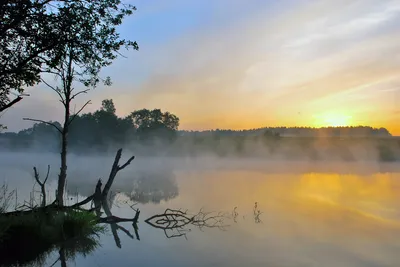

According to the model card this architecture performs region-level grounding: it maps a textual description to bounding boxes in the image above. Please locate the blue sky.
[3,0,400,133]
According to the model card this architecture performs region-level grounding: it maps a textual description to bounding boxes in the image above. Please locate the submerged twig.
[145,208,229,239]
[253,202,262,224]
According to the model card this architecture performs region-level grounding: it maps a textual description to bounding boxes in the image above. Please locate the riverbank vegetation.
[0,102,397,160]
[0,0,141,265]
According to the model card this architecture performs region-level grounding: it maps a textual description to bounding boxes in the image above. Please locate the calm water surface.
[2,156,400,267]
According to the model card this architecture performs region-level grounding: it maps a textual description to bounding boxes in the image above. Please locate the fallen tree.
[0,148,140,225]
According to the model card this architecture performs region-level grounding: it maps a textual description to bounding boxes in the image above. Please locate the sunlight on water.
[294,173,400,221]
[172,169,400,266]
[3,159,400,267]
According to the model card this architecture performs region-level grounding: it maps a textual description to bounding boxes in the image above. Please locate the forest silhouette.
[0,99,397,161]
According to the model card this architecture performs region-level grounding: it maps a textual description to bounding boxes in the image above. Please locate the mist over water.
[2,150,400,266]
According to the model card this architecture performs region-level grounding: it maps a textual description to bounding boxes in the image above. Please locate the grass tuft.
[0,210,105,267]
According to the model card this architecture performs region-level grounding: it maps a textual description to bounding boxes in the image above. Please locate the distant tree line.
[0,99,179,152]
[180,126,392,137]
[0,100,394,155]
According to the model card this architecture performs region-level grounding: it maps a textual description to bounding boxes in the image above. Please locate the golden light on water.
[293,173,400,221]
[174,167,400,266]
[179,169,400,227]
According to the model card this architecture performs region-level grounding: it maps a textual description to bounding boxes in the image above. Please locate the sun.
[313,113,352,127]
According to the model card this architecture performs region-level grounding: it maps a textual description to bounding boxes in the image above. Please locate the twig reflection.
[145,208,229,239]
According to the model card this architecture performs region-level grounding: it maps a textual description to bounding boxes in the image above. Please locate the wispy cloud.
[108,0,400,131]
[4,0,400,133]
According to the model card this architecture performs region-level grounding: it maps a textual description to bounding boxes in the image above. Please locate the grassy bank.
[0,209,104,266]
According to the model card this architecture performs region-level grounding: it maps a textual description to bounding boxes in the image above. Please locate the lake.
[2,153,400,267]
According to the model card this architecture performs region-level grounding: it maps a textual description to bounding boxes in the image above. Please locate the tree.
[162,111,180,131]
[130,109,179,131]
[101,99,116,114]
[68,100,134,151]
[0,0,72,111]
[23,1,138,205]
[130,109,180,141]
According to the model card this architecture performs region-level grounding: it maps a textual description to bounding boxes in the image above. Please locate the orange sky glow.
[3,0,400,135]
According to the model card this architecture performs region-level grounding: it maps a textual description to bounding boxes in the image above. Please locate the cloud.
[3,0,400,133]
[108,0,400,131]
[284,0,400,49]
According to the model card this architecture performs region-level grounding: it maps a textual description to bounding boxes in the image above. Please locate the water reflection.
[145,208,229,239]
[3,160,400,266]
[0,225,101,267]
[94,196,140,248]
[66,162,179,205]
[128,168,179,204]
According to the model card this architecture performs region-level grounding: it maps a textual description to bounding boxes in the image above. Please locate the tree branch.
[22,118,62,134]
[118,155,135,171]
[98,213,140,224]
[41,78,65,105]
[0,96,23,113]
[33,165,50,207]
[101,149,135,198]
[70,194,95,208]
[68,100,91,125]
[70,89,90,101]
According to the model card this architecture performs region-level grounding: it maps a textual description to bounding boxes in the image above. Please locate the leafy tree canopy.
[0,0,138,110]
[0,100,181,152]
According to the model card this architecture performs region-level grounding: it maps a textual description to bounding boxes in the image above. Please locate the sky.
[3,0,400,134]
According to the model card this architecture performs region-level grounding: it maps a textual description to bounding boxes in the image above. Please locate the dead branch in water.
[0,148,141,249]
[253,202,262,224]
[33,165,50,207]
[102,148,135,199]
[232,207,238,223]
[69,148,135,210]
[145,208,229,239]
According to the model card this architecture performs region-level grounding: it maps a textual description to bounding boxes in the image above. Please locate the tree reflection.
[0,200,262,266]
[0,229,102,267]
[94,196,140,249]
[66,162,179,205]
[128,168,179,204]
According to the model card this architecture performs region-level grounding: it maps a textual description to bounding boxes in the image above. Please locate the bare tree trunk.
[57,97,69,206]
[33,165,50,207]
[102,149,122,198]
[59,247,67,267]
[56,50,73,206]
[101,149,135,199]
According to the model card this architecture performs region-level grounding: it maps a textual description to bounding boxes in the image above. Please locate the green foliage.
[46,0,139,89]
[64,101,180,151]
[101,99,116,114]
[0,0,59,105]
[0,99,182,152]
[130,109,180,142]
[0,0,138,108]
